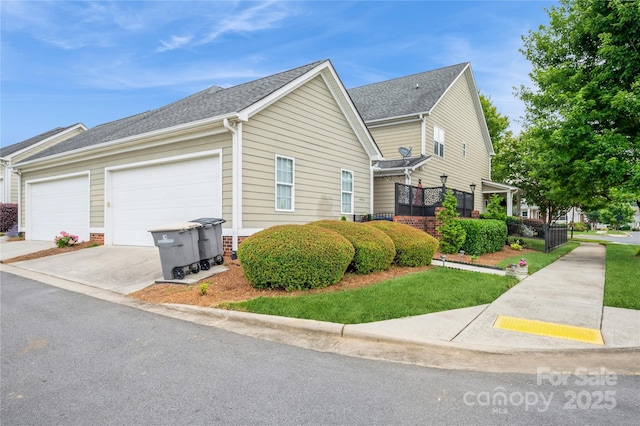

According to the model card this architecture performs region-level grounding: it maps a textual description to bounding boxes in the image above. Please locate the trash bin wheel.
[191,264,200,274]
[173,267,186,280]
[200,259,211,271]
[214,255,224,265]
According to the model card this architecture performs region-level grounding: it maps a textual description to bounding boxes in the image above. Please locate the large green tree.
[479,93,572,223]
[519,0,640,209]
[478,92,516,184]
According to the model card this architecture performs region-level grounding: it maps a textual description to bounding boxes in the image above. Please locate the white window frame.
[275,155,294,212]
[341,169,354,214]
[433,126,445,158]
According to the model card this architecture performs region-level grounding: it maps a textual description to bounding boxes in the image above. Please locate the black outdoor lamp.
[440,173,448,200]
[470,182,476,207]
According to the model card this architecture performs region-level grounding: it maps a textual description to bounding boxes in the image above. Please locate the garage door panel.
[29,175,90,242]
[110,156,221,246]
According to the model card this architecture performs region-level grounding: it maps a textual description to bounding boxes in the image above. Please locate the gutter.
[15,113,241,170]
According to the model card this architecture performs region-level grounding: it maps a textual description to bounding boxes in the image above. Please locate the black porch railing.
[395,183,474,218]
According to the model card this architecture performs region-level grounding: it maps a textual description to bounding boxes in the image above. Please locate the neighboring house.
[0,124,87,204]
[348,63,511,215]
[13,60,382,256]
[520,203,587,224]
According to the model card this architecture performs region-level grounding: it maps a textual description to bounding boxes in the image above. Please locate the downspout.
[419,113,428,156]
[223,118,241,259]
[370,164,375,216]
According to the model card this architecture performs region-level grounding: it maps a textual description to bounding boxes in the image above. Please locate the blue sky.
[1,0,558,147]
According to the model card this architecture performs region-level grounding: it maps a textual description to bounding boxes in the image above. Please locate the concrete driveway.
[1,239,161,293]
[0,238,56,261]
[1,237,227,294]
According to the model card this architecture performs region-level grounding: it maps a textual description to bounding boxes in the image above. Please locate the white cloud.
[156,35,194,53]
[200,1,291,44]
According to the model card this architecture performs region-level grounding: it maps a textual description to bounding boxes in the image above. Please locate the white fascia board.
[240,60,383,161]
[14,114,236,171]
[318,64,383,161]
[365,115,424,128]
[7,123,88,161]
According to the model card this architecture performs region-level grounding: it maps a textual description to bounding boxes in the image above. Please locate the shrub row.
[367,221,439,267]
[0,203,18,233]
[238,221,440,290]
[309,220,395,274]
[459,219,507,256]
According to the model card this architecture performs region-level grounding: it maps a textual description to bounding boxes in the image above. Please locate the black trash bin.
[148,221,202,280]
[190,218,226,270]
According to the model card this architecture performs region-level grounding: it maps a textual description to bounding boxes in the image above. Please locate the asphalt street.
[2,272,639,425]
[574,231,640,245]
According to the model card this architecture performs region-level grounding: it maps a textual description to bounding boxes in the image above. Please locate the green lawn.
[221,241,640,323]
[604,244,640,310]
[496,242,579,274]
[221,268,518,324]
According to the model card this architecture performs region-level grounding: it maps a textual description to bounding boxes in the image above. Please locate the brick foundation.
[90,233,105,245]
[222,236,248,257]
[394,207,445,239]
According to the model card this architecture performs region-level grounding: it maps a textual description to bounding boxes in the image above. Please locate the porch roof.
[373,155,431,176]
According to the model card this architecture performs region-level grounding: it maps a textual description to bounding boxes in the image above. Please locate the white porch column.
[506,191,513,216]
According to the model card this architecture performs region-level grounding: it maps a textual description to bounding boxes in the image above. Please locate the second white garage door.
[108,155,222,246]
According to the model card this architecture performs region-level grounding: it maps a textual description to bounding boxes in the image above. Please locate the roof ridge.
[350,62,468,90]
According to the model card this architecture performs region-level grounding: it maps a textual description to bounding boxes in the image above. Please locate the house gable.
[242,74,376,228]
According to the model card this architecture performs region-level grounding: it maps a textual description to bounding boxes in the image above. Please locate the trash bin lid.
[190,217,226,225]
[148,221,201,232]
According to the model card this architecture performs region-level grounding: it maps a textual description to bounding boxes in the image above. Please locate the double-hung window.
[275,155,294,211]
[341,170,354,214]
[433,126,445,158]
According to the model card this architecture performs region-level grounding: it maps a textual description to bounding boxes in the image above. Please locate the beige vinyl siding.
[242,75,372,227]
[19,131,233,230]
[10,170,20,204]
[373,178,396,214]
[368,121,421,159]
[425,70,491,212]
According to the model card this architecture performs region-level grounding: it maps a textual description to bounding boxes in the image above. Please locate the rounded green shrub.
[459,219,508,255]
[237,225,354,291]
[365,221,439,267]
[308,220,395,274]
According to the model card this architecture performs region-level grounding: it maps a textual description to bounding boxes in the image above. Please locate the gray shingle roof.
[348,63,468,122]
[22,60,327,162]
[0,125,76,158]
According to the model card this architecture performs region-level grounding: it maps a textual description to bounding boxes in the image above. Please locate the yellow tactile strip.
[493,315,604,345]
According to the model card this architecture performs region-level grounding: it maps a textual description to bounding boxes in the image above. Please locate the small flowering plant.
[519,258,527,267]
[54,231,79,248]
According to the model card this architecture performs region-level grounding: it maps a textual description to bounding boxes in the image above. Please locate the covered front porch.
[481,179,520,216]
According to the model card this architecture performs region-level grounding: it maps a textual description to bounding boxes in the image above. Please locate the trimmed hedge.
[0,203,18,233]
[308,220,395,274]
[237,225,354,291]
[459,219,507,255]
[365,221,439,267]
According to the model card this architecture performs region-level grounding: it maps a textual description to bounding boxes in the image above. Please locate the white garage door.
[109,155,221,246]
[29,174,90,242]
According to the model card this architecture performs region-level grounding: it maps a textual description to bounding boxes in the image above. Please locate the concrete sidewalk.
[2,239,638,353]
[345,243,640,350]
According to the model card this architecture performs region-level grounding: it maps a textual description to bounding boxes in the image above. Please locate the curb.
[2,262,640,374]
